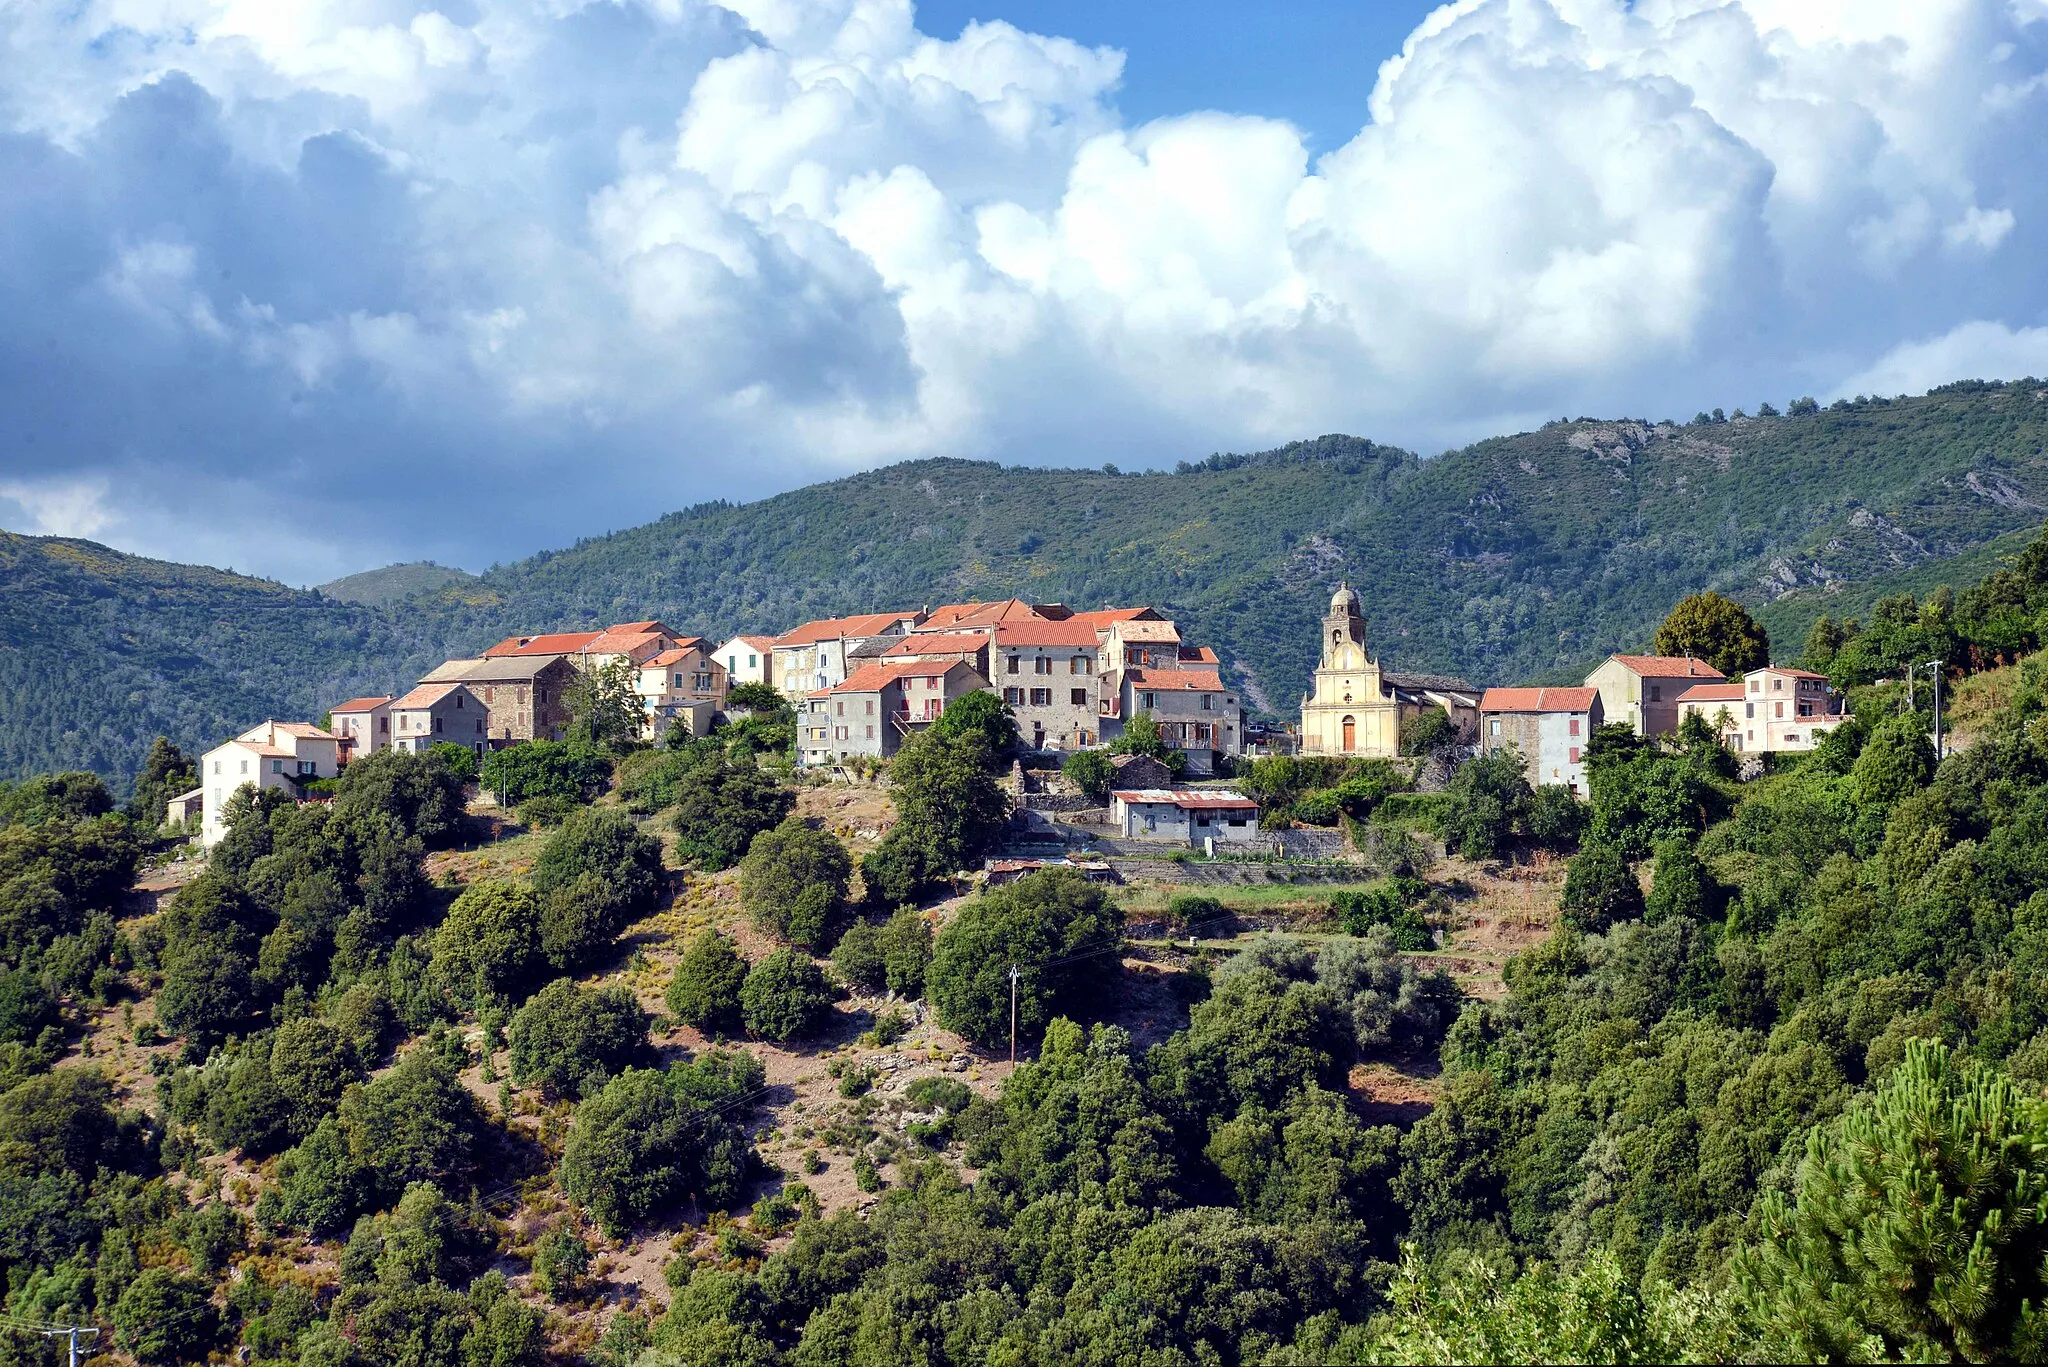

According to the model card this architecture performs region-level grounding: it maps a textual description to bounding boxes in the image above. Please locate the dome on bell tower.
[1330,583,1361,614]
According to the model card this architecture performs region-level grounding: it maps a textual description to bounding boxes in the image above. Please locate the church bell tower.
[1322,583,1367,663]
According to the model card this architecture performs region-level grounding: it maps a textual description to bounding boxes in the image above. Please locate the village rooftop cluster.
[179,588,1849,847]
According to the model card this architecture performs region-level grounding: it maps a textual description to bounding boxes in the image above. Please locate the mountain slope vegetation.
[4,381,2047,785]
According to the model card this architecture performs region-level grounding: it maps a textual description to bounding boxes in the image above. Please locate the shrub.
[333,748,471,847]
[558,1054,761,1236]
[430,880,546,1009]
[670,760,794,870]
[1559,844,1644,933]
[480,741,613,805]
[518,795,578,829]
[532,1227,592,1301]
[114,1268,217,1364]
[740,949,836,1041]
[830,920,888,994]
[508,979,652,1100]
[1063,749,1116,803]
[740,818,852,949]
[666,930,748,1034]
[880,908,933,997]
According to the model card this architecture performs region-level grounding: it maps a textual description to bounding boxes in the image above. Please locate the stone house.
[1102,667,1243,776]
[1109,788,1260,846]
[1679,665,1848,753]
[1479,686,1604,795]
[1108,753,1174,789]
[164,788,204,827]
[799,660,989,766]
[328,696,394,761]
[992,619,1100,753]
[1585,654,1726,737]
[389,682,490,756]
[715,635,777,688]
[200,721,341,846]
[774,611,925,696]
[421,655,579,744]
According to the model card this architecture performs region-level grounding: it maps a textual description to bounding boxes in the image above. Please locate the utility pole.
[1925,659,1945,762]
[1008,964,1021,1066]
[51,1325,98,1367]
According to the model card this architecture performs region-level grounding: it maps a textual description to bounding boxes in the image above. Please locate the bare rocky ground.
[77,791,1564,1354]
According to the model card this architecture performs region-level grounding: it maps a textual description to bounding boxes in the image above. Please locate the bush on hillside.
[740,949,836,1042]
[740,818,852,949]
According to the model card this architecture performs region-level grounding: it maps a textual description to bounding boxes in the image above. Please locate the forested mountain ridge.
[5,381,2047,785]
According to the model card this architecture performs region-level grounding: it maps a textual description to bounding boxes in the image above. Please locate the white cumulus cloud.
[0,0,2044,582]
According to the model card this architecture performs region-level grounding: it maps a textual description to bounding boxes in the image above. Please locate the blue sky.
[913,1,1439,151]
[1,0,2045,584]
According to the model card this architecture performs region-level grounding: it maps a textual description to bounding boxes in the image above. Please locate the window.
[1785,732,1800,744]
[434,717,443,733]
[1649,684,1662,701]
[1071,656,1088,673]
[1568,717,1580,736]
[1799,703,1814,717]
[1007,656,1020,674]
[836,701,845,716]
[1004,687,1022,705]
[1071,688,1088,706]
[835,726,847,740]
[1750,678,1761,693]
[865,725,875,739]
[1035,656,1051,675]
[1772,677,1784,691]
[748,654,757,667]
[239,759,249,775]
[271,760,283,773]
[674,673,684,687]
[1142,692,1156,709]
[1489,718,1501,736]
[1201,695,1213,711]
[214,760,222,774]
[1569,746,1581,763]
[1127,647,1142,665]
[865,700,876,715]
[1195,723,1211,741]
[1745,702,1755,719]
[1030,688,1051,706]
[455,694,464,708]
[1775,702,1784,719]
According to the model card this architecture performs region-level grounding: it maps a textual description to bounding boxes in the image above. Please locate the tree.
[155,872,264,1044]
[667,930,748,1033]
[1645,839,1719,923]
[268,1016,364,1138]
[670,759,794,870]
[739,818,852,949]
[1800,614,1850,674]
[128,738,198,828]
[725,681,785,714]
[1109,711,1187,774]
[1736,1039,2048,1362]
[1652,591,1769,678]
[1439,748,1533,859]
[1400,707,1458,757]
[114,1268,217,1364]
[566,656,646,749]
[533,1227,592,1301]
[335,1046,483,1202]
[929,869,1124,1047]
[1063,748,1116,803]
[558,1054,762,1236]
[479,741,613,805]
[1851,713,1936,810]
[530,807,667,941]
[1560,844,1644,933]
[0,771,114,828]
[426,740,479,784]
[830,920,887,994]
[881,906,934,997]
[508,979,652,1099]
[430,880,546,1009]
[332,748,469,847]
[740,949,836,1041]
[929,690,1019,760]
[862,730,1009,901]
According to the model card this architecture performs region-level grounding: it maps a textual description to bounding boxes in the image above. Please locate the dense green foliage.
[740,818,853,950]
[479,739,613,806]
[668,755,795,871]
[861,730,1008,903]
[558,1052,764,1236]
[739,949,836,1042]
[1652,591,1771,677]
[928,869,1125,1047]
[507,979,653,1100]
[667,930,749,1034]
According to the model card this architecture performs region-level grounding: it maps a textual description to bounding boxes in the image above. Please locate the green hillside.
[318,560,480,606]
[5,381,2047,786]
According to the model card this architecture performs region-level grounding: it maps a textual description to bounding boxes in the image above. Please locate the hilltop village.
[181,585,1849,850]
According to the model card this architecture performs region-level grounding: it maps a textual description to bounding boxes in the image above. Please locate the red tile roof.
[1128,667,1224,692]
[825,661,960,695]
[994,620,1100,647]
[1177,645,1219,663]
[1606,654,1725,680]
[774,612,922,647]
[919,599,1068,631]
[330,696,394,714]
[483,630,603,658]
[273,722,340,740]
[1758,666,1829,680]
[884,632,990,656]
[1068,606,1162,630]
[1676,682,1746,703]
[1481,686,1599,713]
[392,682,463,710]
[1111,789,1258,810]
[585,622,681,655]
[725,634,776,651]
[643,648,693,667]
[1114,620,1182,643]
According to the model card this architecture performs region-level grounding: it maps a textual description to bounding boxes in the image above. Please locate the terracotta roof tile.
[1481,686,1599,712]
[329,696,393,714]
[774,612,922,647]
[884,633,990,656]
[1127,667,1224,692]
[1676,682,1746,703]
[994,620,1100,647]
[392,682,462,710]
[1068,607,1162,629]
[827,661,963,694]
[1115,620,1182,642]
[1111,789,1258,810]
[1757,666,1829,680]
[483,631,603,658]
[1607,654,1726,680]
[273,722,339,740]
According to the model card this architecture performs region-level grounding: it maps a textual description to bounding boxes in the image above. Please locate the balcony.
[890,709,943,733]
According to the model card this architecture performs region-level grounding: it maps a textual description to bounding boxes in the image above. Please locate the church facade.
[1300,586,1402,757]
[1299,586,1481,756]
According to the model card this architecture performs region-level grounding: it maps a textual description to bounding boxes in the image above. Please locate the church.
[1299,586,1480,756]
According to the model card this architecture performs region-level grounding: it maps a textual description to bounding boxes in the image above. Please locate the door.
[1341,715,1356,752]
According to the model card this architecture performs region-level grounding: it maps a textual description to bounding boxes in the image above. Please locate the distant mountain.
[319,561,480,606]
[5,381,2046,787]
